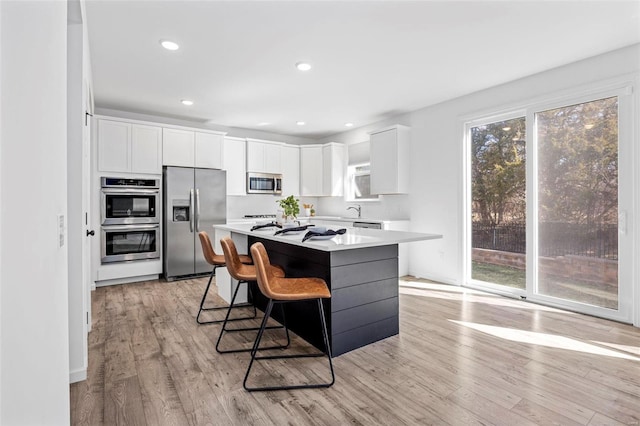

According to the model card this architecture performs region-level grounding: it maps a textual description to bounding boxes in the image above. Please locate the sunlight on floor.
[399,280,569,313]
[450,320,640,361]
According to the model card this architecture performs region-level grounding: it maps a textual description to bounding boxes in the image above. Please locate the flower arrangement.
[277,195,300,221]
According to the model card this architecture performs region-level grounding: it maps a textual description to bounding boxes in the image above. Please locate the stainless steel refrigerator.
[163,166,226,279]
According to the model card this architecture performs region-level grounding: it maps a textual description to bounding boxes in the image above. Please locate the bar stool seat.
[216,237,288,354]
[243,242,335,392]
[263,277,331,301]
[196,231,253,325]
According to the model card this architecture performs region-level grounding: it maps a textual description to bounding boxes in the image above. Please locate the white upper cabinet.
[280,144,300,196]
[98,119,162,174]
[300,145,324,196]
[131,125,162,174]
[300,143,345,196]
[370,125,410,194]
[322,143,345,197]
[223,137,247,196]
[194,132,224,169]
[246,139,282,173]
[162,128,194,167]
[163,128,225,168]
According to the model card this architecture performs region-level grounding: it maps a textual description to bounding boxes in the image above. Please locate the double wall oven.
[101,177,161,263]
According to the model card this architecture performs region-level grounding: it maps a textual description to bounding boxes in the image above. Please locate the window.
[347,163,379,201]
[464,84,633,323]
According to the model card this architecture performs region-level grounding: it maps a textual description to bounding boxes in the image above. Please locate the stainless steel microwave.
[247,172,282,194]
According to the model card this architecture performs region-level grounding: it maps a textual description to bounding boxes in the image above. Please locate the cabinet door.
[300,146,323,196]
[224,138,246,196]
[131,124,162,174]
[370,128,398,194]
[264,143,282,173]
[281,145,300,196]
[195,132,223,169]
[98,120,130,172]
[246,140,265,172]
[162,128,195,167]
[322,144,344,196]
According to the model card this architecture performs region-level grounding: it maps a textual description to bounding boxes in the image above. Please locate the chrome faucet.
[347,204,362,219]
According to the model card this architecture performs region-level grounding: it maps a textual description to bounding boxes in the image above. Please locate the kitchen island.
[214,223,441,356]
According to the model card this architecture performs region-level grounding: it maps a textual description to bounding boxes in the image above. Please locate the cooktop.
[243,214,277,218]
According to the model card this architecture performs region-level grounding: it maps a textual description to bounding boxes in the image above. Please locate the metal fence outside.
[472,222,618,260]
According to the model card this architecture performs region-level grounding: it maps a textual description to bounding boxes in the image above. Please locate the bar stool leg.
[196,267,256,325]
[216,283,289,354]
[243,298,334,392]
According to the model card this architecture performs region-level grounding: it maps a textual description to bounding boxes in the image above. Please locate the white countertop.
[215,223,441,252]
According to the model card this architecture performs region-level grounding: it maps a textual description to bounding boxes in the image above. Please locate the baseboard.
[69,368,87,384]
[95,274,160,287]
[407,271,458,286]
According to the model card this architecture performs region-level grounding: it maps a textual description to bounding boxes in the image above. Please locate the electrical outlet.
[58,214,65,247]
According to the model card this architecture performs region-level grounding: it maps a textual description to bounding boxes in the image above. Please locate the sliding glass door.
[535,97,619,309]
[467,86,633,322]
[469,115,527,292]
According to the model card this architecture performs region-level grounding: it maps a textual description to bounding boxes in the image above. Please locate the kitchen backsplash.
[227,195,319,219]
[227,193,410,220]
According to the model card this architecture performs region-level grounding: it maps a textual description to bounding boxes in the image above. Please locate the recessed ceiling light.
[258,122,270,126]
[295,62,312,71]
[296,121,306,126]
[345,122,354,127]
[160,40,180,51]
[181,99,193,106]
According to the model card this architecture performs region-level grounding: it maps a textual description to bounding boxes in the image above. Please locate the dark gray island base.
[249,236,399,357]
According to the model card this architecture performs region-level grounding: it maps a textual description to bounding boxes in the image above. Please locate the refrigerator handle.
[189,188,194,233]
[195,188,201,232]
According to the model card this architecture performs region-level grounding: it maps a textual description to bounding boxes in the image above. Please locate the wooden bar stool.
[196,231,254,325]
[216,237,289,354]
[244,242,335,392]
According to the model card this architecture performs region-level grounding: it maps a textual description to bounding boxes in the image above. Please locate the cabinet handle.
[86,230,95,237]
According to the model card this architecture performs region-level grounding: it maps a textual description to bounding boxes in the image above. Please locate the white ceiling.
[85,1,640,139]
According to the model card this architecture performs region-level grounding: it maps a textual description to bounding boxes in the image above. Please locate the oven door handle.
[189,189,195,233]
[195,188,201,232]
[101,188,160,194]
[101,224,160,231]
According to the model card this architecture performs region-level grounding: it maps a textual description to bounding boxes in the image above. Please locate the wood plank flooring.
[70,276,640,425]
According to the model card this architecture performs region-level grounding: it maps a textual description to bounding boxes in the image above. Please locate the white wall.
[322,44,640,290]
[67,0,88,383]
[407,44,640,286]
[1,1,71,424]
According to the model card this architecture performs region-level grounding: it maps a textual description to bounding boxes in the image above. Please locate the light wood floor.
[70,276,640,425]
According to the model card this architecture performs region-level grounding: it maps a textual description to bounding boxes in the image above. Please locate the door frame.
[462,76,638,325]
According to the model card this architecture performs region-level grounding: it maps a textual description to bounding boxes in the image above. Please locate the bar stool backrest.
[220,237,255,282]
[250,242,279,299]
[198,231,224,267]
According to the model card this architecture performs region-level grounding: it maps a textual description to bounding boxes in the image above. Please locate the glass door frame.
[463,109,528,299]
[463,79,636,324]
[525,85,634,323]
